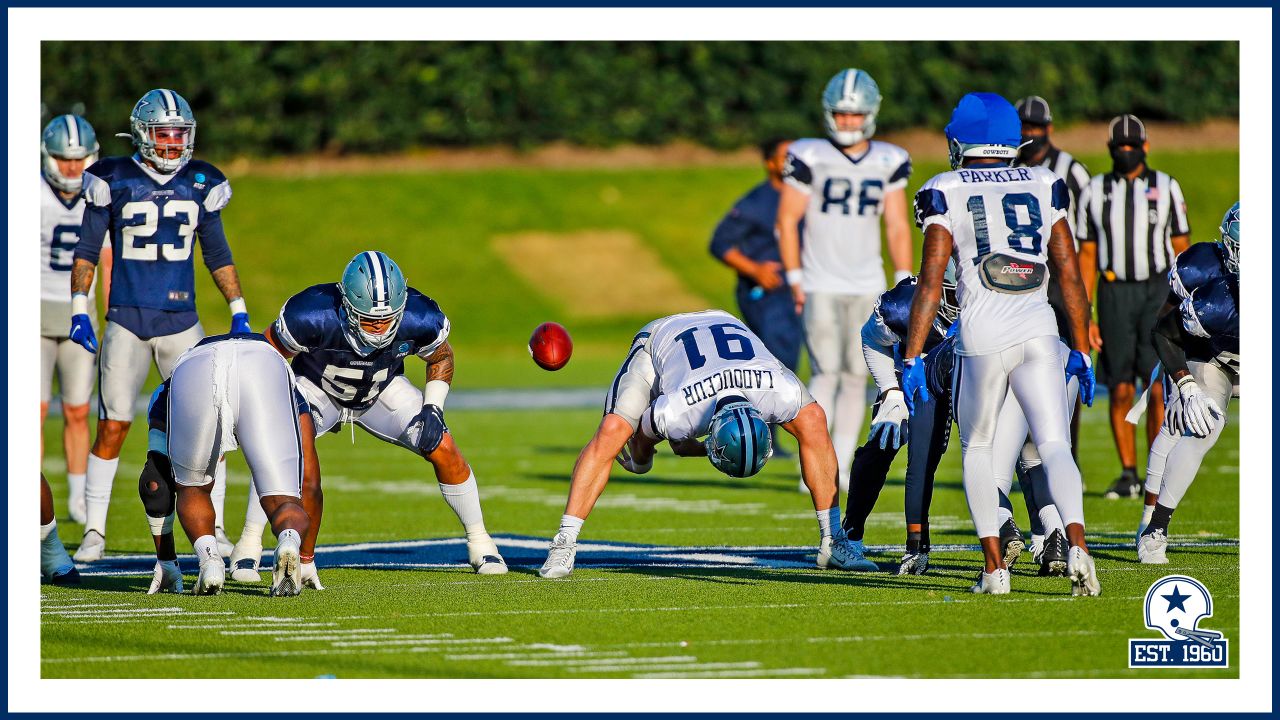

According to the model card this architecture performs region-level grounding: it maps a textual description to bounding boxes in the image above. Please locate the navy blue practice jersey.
[1180,276,1239,371]
[1168,241,1234,364]
[273,284,450,411]
[75,155,234,314]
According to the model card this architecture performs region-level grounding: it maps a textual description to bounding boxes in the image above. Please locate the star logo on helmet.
[707,434,731,465]
[1162,585,1191,613]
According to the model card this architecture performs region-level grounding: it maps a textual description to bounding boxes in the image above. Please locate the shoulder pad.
[1170,242,1226,299]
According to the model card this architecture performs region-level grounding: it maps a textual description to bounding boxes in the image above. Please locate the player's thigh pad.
[55,337,97,406]
[295,376,342,435]
[165,351,225,486]
[98,321,156,421]
[604,337,657,430]
[152,322,205,379]
[802,292,843,375]
[40,337,58,404]
[234,347,303,497]
[953,349,1013,451]
[1007,335,1072,447]
[356,375,429,451]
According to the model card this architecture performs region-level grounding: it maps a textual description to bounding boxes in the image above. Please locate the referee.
[1077,114,1191,499]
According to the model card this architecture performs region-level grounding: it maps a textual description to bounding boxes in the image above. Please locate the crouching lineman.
[1135,202,1239,563]
[143,333,311,595]
[230,251,506,575]
[903,93,1099,595]
[537,309,864,578]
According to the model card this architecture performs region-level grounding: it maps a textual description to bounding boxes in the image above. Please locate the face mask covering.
[1018,135,1048,163]
[1111,147,1146,174]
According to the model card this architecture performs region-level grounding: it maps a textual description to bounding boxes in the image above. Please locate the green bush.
[41,41,1238,157]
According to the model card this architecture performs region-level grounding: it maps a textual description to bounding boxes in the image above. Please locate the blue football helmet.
[944,93,1023,170]
[127,89,197,173]
[822,69,882,147]
[41,114,99,193]
[1217,202,1239,276]
[939,258,960,324]
[338,251,409,355]
[704,396,772,478]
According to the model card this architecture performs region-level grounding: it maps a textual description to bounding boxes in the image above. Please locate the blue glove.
[231,312,252,334]
[408,404,447,456]
[945,320,960,339]
[901,356,929,415]
[69,314,98,353]
[1066,350,1096,407]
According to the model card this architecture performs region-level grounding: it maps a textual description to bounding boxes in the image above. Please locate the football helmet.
[128,89,197,173]
[939,258,960,323]
[41,114,99,193]
[944,93,1022,170]
[1217,201,1239,276]
[822,69,881,147]
[1143,575,1217,642]
[704,395,772,478]
[338,251,408,355]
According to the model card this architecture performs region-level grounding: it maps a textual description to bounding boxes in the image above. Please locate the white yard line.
[637,667,826,678]
[571,661,761,674]
[506,655,696,668]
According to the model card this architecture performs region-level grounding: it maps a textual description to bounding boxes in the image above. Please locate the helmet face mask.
[338,251,409,355]
[704,397,773,478]
[129,89,197,174]
[41,114,99,194]
[1218,202,1240,276]
[822,69,881,148]
[939,259,960,324]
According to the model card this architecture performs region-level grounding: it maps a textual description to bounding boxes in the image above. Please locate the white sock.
[243,476,268,540]
[211,457,227,529]
[1139,504,1155,535]
[557,514,584,542]
[277,528,300,546]
[67,473,87,503]
[439,472,486,533]
[1039,504,1065,536]
[816,506,840,540]
[996,505,1013,528]
[84,453,120,535]
[193,534,220,561]
[41,519,56,542]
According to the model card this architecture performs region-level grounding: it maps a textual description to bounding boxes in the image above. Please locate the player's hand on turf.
[1065,350,1096,407]
[754,261,784,292]
[901,357,929,415]
[869,388,909,450]
[408,404,447,455]
[69,313,98,353]
[1175,376,1222,438]
[231,312,252,334]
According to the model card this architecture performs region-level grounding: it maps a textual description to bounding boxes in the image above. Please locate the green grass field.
[42,150,1240,678]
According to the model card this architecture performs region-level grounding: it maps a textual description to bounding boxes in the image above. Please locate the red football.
[529,322,573,371]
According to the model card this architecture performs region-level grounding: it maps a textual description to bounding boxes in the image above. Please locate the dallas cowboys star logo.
[707,435,732,466]
[1162,584,1191,613]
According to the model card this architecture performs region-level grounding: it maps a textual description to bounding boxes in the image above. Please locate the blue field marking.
[68,534,1240,577]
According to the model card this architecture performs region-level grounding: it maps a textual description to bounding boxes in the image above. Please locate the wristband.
[424,379,450,409]
[228,297,248,315]
[71,293,89,316]
[785,269,804,286]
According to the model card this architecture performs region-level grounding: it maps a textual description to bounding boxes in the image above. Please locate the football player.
[230,251,506,576]
[1134,203,1239,563]
[41,114,109,523]
[69,89,251,562]
[776,68,914,492]
[537,310,865,579]
[41,473,80,585]
[142,333,311,595]
[902,93,1099,595]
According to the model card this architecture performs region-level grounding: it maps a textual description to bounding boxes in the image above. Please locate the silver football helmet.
[41,114,99,193]
[822,69,882,147]
[127,89,197,173]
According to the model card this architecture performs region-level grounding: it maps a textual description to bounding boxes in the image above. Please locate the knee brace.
[138,451,176,519]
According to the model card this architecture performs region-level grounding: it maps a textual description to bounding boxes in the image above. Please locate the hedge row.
[41,41,1238,156]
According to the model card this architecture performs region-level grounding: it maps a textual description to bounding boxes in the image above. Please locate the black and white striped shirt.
[1077,168,1190,282]
[1030,146,1091,236]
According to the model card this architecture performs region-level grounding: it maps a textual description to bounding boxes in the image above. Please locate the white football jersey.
[40,178,100,303]
[644,310,808,442]
[783,138,912,295]
[915,165,1069,356]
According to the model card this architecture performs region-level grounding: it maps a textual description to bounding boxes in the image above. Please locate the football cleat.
[194,554,225,596]
[998,518,1025,569]
[819,535,878,572]
[68,494,87,525]
[467,535,508,575]
[271,534,303,597]
[229,535,264,583]
[214,526,235,557]
[41,529,79,585]
[1027,534,1044,564]
[72,529,106,563]
[538,531,577,579]
[1037,529,1069,577]
[300,561,325,590]
[971,567,1011,594]
[147,559,184,594]
[1067,547,1101,596]
[1103,474,1142,499]
[896,551,929,576]
[1137,529,1170,565]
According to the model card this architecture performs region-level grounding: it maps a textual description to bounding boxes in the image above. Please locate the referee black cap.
[1015,96,1052,125]
[1108,114,1147,147]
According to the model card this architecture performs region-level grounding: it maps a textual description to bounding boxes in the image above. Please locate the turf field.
[41,149,1240,678]
[41,403,1239,679]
